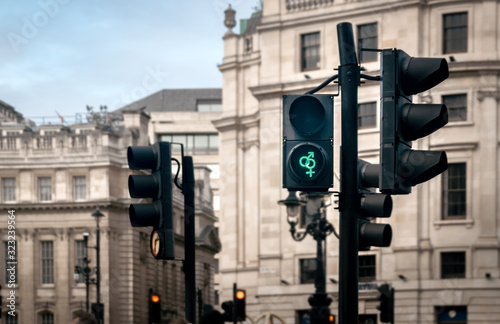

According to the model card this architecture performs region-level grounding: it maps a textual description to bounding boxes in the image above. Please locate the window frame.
[441,251,466,279]
[358,254,376,282]
[443,12,468,54]
[442,94,467,122]
[299,258,317,284]
[358,102,377,129]
[441,163,467,220]
[300,32,321,71]
[158,134,219,155]
[357,23,378,63]
[73,176,87,201]
[2,177,16,202]
[38,177,52,202]
[40,241,54,285]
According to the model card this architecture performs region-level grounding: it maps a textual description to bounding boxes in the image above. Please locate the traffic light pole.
[183,156,197,324]
[337,22,360,324]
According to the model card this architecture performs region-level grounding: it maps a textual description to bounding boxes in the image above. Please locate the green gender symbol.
[299,152,316,177]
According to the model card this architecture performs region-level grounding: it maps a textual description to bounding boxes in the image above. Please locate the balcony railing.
[34,136,53,150]
[70,134,88,149]
[286,0,335,11]
[0,136,18,150]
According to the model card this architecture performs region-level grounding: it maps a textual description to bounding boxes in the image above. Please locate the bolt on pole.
[337,22,360,324]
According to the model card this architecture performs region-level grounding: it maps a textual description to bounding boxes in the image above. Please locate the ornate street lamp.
[91,207,104,324]
[278,191,337,323]
[74,232,93,312]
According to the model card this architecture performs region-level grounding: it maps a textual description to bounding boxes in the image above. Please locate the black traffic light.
[234,289,246,321]
[149,289,162,324]
[377,284,394,323]
[358,160,393,251]
[380,48,449,194]
[283,94,334,191]
[221,300,233,322]
[127,142,174,259]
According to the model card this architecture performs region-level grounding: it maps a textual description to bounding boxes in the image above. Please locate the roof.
[116,88,222,113]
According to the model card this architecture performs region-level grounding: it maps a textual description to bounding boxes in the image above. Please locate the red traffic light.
[329,314,335,322]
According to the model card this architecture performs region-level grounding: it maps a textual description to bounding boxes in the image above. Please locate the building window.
[38,177,52,201]
[443,12,468,54]
[4,241,17,284]
[2,178,16,202]
[299,258,316,284]
[441,251,465,278]
[159,134,219,155]
[442,163,466,219]
[5,313,18,324]
[301,32,320,71]
[73,176,86,201]
[443,94,467,122]
[40,241,54,284]
[75,240,86,284]
[358,102,377,128]
[197,100,222,113]
[358,23,378,62]
[39,312,54,324]
[436,306,467,324]
[359,255,376,282]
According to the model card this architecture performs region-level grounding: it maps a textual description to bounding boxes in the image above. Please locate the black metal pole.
[96,217,102,324]
[337,22,360,324]
[84,234,90,313]
[183,156,196,324]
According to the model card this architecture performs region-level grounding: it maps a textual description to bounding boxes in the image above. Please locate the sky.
[0,1,256,123]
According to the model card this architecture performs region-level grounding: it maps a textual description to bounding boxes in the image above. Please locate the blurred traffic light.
[380,48,449,194]
[221,300,233,322]
[149,289,161,324]
[127,142,174,259]
[377,284,394,323]
[283,94,334,191]
[234,289,246,321]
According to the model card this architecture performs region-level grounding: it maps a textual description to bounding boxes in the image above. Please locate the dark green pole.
[337,22,360,324]
[183,156,196,324]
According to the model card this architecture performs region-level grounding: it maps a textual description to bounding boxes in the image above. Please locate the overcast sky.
[0,1,255,123]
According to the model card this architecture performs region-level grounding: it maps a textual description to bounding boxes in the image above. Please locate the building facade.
[0,102,220,324]
[216,0,500,323]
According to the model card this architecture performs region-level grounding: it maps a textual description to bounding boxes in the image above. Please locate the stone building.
[0,102,220,324]
[216,0,500,323]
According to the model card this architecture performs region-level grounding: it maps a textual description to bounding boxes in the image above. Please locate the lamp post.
[279,191,337,323]
[73,232,92,312]
[92,207,104,324]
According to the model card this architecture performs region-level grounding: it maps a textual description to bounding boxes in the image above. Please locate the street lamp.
[91,207,104,324]
[74,232,93,312]
[278,191,337,323]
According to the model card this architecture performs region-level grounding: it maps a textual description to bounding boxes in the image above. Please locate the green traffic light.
[299,151,316,177]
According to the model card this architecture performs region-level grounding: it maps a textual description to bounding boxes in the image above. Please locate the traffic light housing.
[358,160,393,251]
[127,142,174,259]
[283,94,334,191]
[380,48,449,194]
[377,284,394,323]
[149,289,162,323]
[221,300,233,322]
[234,289,246,321]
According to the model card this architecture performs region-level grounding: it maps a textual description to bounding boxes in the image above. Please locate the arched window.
[39,311,54,324]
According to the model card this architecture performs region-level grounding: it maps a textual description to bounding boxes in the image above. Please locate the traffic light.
[358,159,393,251]
[234,289,246,321]
[329,314,335,323]
[283,94,334,191]
[377,284,394,323]
[149,289,162,323]
[221,300,233,322]
[380,48,449,194]
[127,142,174,259]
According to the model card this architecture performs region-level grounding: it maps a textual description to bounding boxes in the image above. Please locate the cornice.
[0,199,129,211]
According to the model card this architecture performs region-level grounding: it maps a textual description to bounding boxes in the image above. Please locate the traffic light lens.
[235,290,245,299]
[151,294,160,303]
[289,96,326,136]
[289,143,326,182]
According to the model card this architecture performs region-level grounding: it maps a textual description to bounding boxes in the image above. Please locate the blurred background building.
[216,0,500,323]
